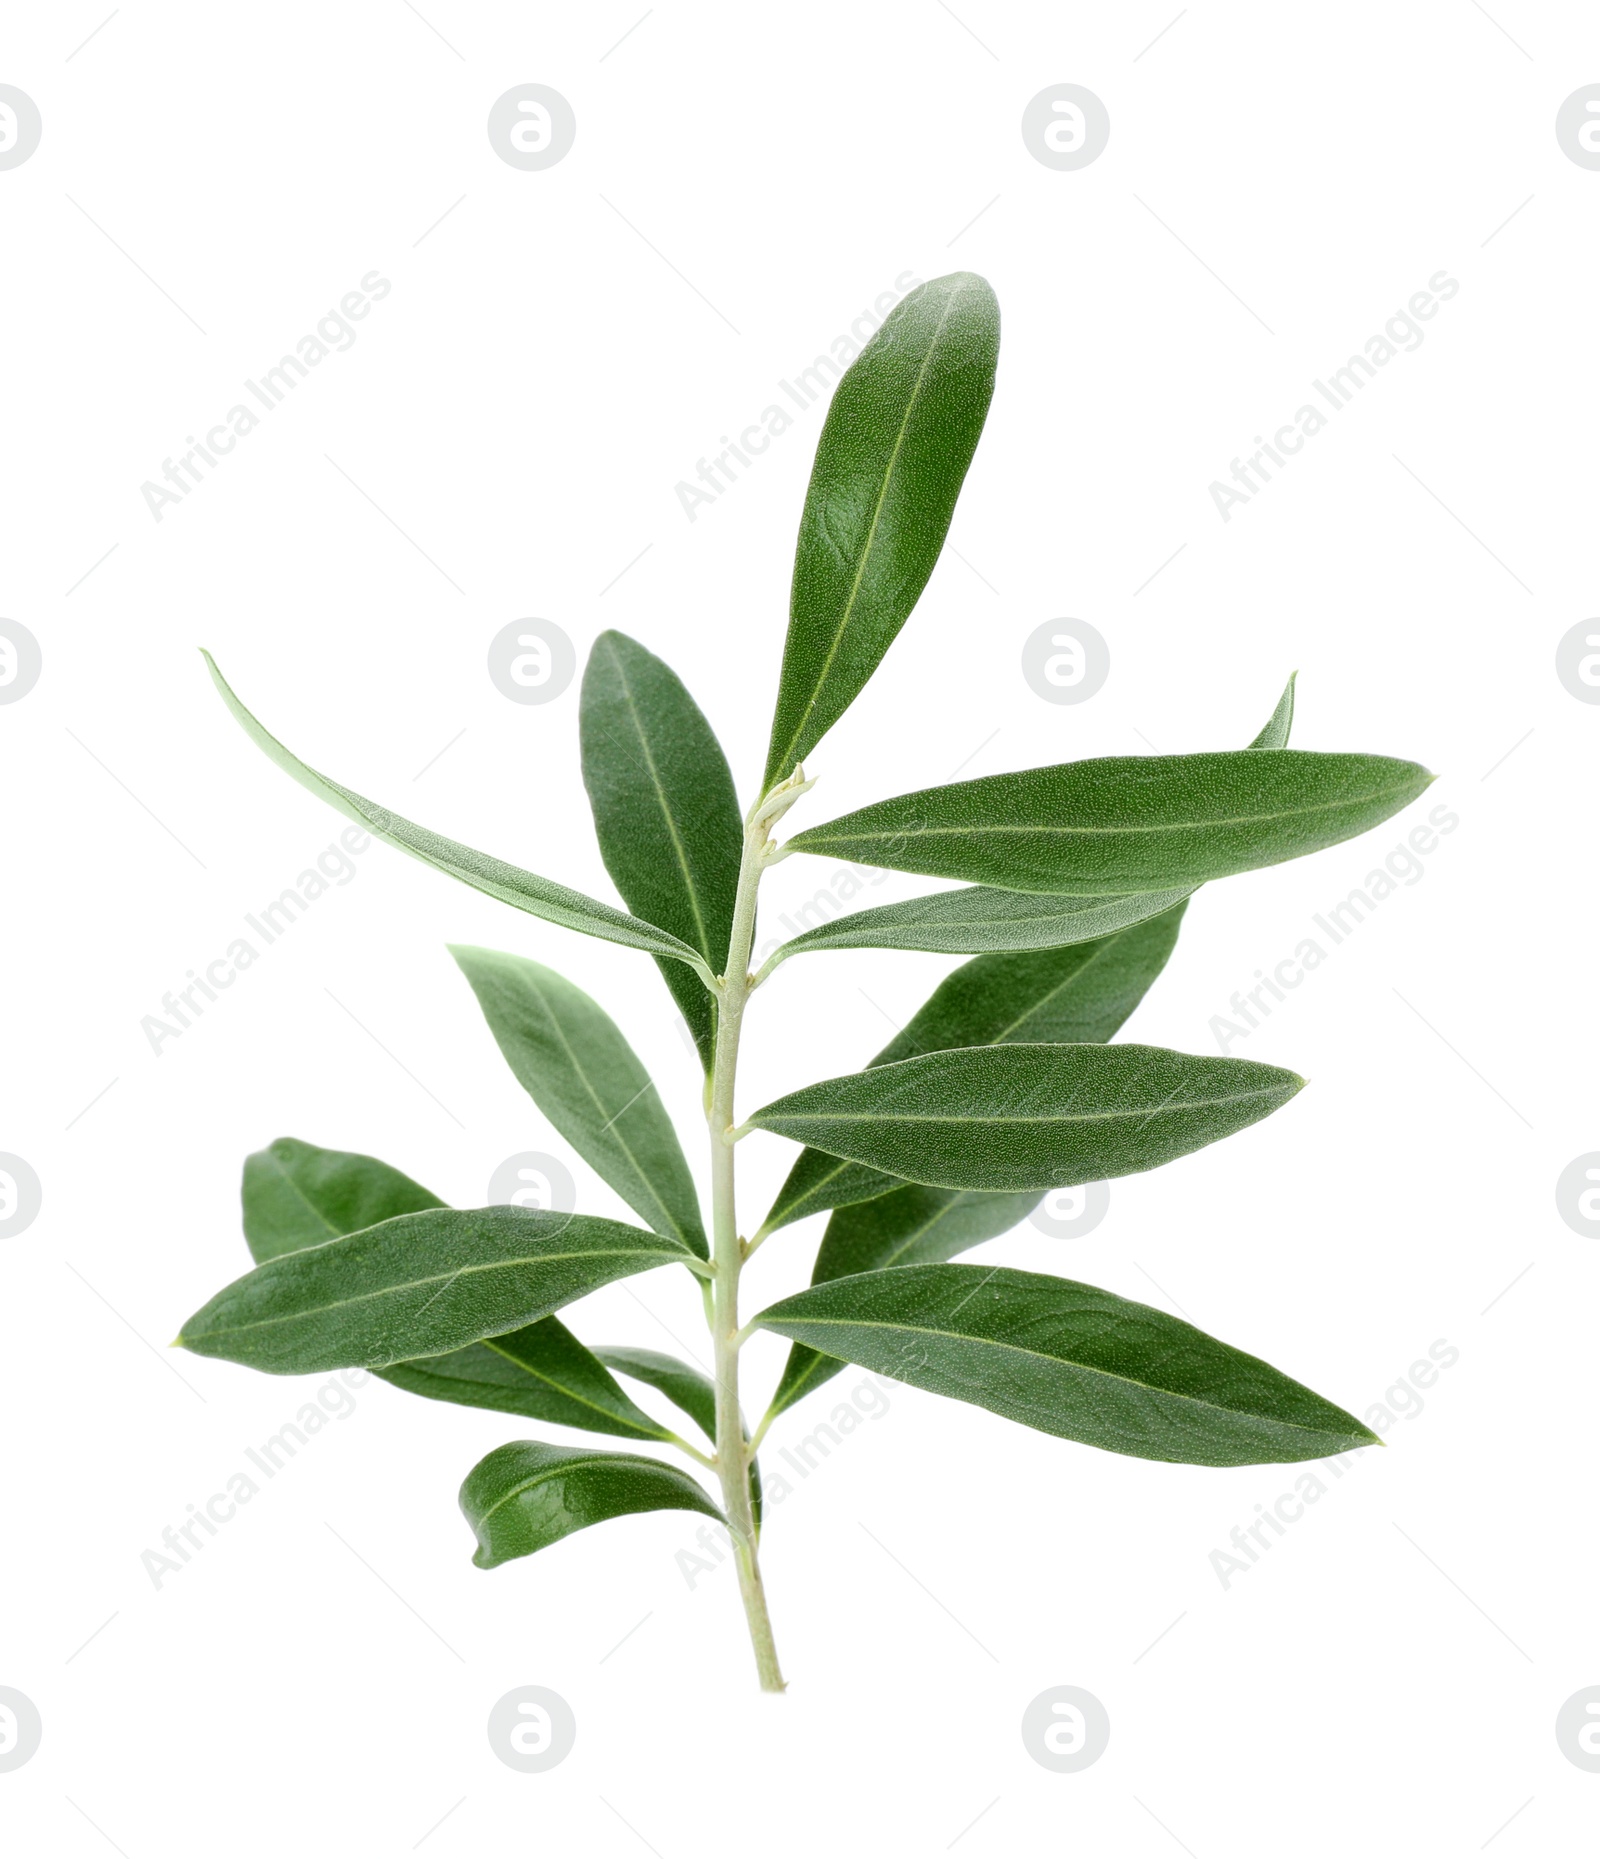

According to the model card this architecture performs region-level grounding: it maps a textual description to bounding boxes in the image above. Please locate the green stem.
[705,791,791,1692]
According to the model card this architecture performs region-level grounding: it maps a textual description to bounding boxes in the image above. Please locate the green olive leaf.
[242,1136,443,1264]
[765,1186,1042,1422]
[235,1136,671,1440]
[763,272,1000,790]
[787,748,1432,894]
[763,882,1190,964]
[750,1042,1302,1193]
[451,945,706,1257]
[755,1264,1380,1467]
[178,1207,695,1374]
[760,904,1189,1234]
[203,651,708,975]
[581,631,742,1071]
[461,1440,726,1569]
[379,1319,678,1442]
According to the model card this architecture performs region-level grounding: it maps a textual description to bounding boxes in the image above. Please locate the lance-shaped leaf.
[763,272,1000,790]
[581,631,742,1070]
[242,1136,443,1263]
[761,905,1190,1233]
[766,1186,1042,1420]
[462,1440,725,1569]
[786,748,1433,895]
[234,1137,676,1439]
[596,1346,764,1526]
[750,1042,1302,1193]
[755,1265,1379,1467]
[764,881,1190,964]
[378,1318,678,1441]
[451,946,706,1256]
[202,651,707,975]
[177,1207,694,1374]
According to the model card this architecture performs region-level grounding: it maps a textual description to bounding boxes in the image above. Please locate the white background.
[2,2,1595,1852]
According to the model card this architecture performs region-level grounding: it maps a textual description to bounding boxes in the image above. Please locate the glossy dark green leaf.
[765,882,1190,963]
[751,1042,1302,1192]
[596,1347,764,1527]
[760,905,1189,1233]
[178,1207,694,1374]
[451,945,706,1257]
[378,1317,676,1441]
[766,1186,1042,1420]
[461,1440,725,1569]
[203,651,707,974]
[756,1264,1379,1467]
[763,272,1000,790]
[242,1136,442,1264]
[580,631,742,1071]
[786,748,1433,894]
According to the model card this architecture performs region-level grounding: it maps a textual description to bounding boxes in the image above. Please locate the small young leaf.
[766,1186,1042,1420]
[177,1207,695,1374]
[242,1136,443,1263]
[593,1346,719,1441]
[461,1440,725,1569]
[596,1346,763,1526]
[763,273,1001,790]
[755,1264,1379,1467]
[1249,673,1296,750]
[581,631,742,1070]
[787,748,1433,894]
[750,1042,1302,1192]
[761,905,1189,1232]
[203,652,708,974]
[451,945,706,1257]
[377,1317,676,1441]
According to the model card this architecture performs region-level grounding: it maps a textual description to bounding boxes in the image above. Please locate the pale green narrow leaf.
[580,631,742,1071]
[763,273,1000,790]
[751,1042,1302,1193]
[242,1136,443,1263]
[461,1440,725,1569]
[202,651,707,974]
[756,1264,1380,1467]
[760,905,1189,1234]
[765,882,1190,964]
[451,946,706,1257]
[787,748,1432,895]
[178,1207,694,1374]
